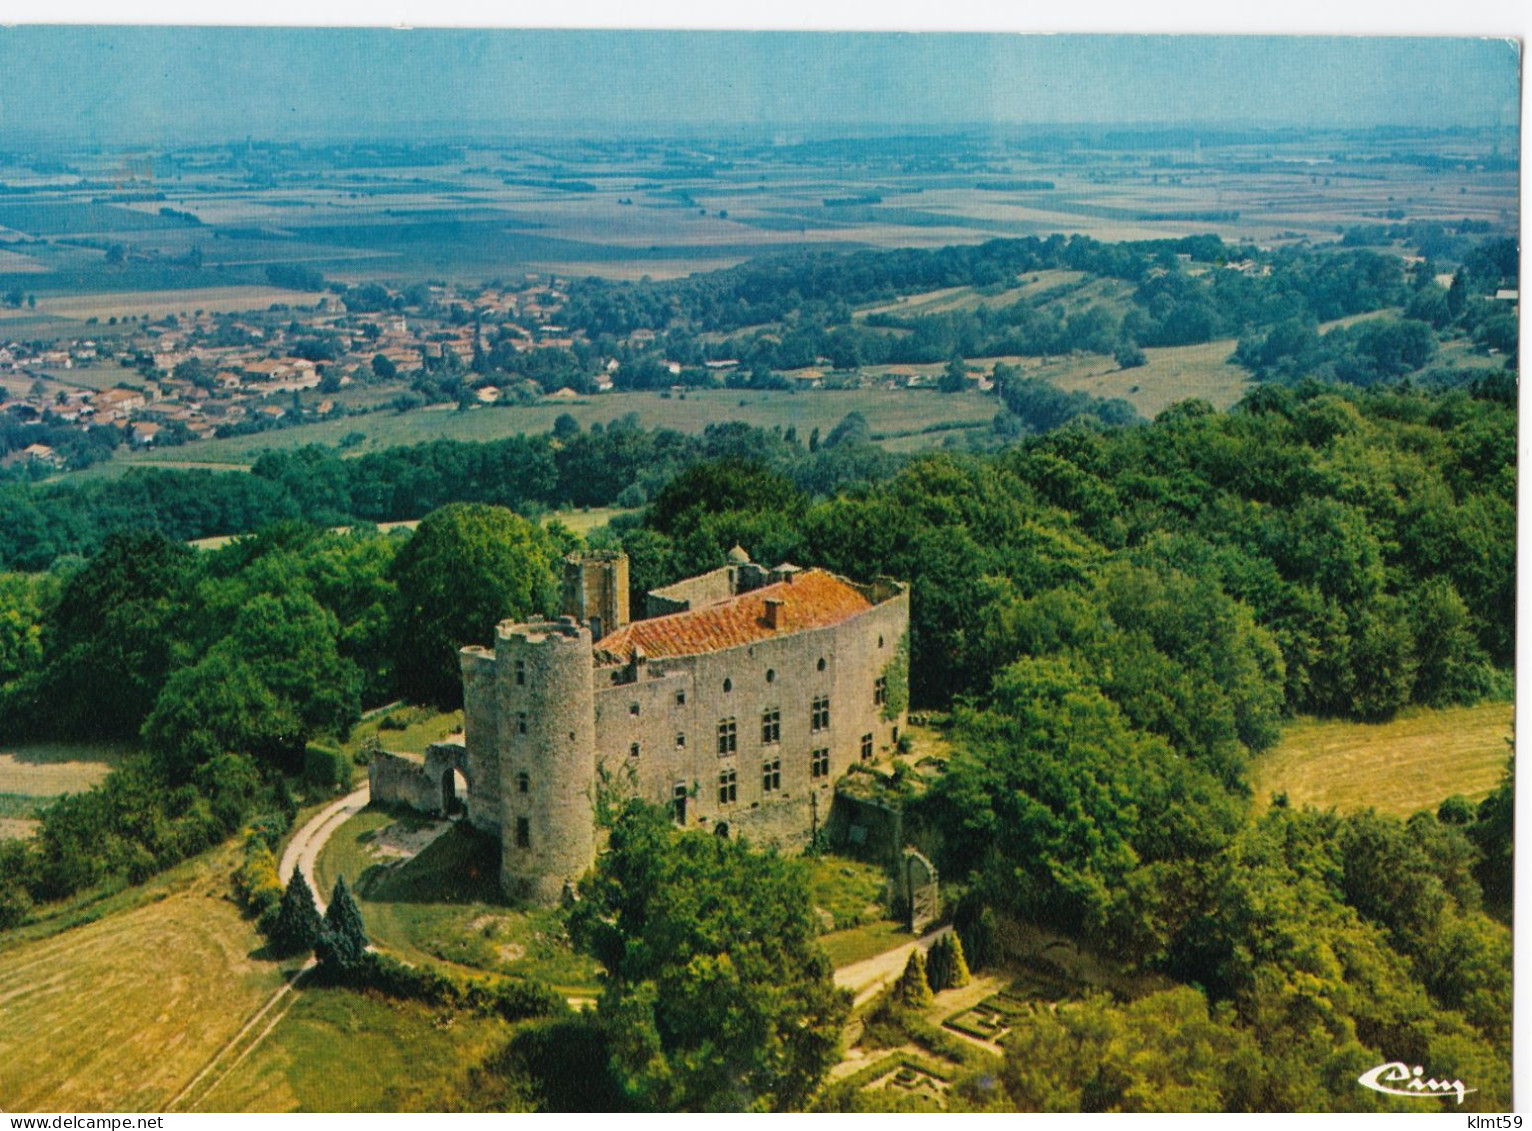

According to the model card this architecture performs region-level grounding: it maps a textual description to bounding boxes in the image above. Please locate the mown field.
[0,742,132,840]
[0,841,290,1112]
[1249,701,1513,817]
[190,983,512,1113]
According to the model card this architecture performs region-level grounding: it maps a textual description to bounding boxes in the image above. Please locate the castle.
[370,548,910,904]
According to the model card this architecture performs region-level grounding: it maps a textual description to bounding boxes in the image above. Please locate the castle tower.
[496,617,597,904]
[561,551,630,641]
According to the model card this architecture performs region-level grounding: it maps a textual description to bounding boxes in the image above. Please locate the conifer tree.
[926,934,952,991]
[269,868,322,956]
[896,947,933,1008]
[945,931,971,989]
[316,875,369,973]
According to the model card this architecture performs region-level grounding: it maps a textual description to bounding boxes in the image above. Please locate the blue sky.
[0,29,1519,144]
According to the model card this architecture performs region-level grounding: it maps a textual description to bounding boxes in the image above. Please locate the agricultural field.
[1249,701,1514,817]
[108,387,1002,471]
[0,741,132,840]
[0,840,289,1112]
[189,983,512,1113]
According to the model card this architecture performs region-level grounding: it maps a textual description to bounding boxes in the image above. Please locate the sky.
[0,28,1520,146]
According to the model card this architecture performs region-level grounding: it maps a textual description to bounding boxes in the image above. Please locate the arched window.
[766,668,776,683]
[516,771,530,794]
[817,657,827,672]
[723,677,733,693]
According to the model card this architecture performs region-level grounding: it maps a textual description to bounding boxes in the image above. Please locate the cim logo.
[1358,1061,1475,1104]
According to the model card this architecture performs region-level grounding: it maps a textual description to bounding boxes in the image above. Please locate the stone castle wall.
[590,583,910,850]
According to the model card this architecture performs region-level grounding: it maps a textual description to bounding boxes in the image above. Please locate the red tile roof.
[595,569,872,661]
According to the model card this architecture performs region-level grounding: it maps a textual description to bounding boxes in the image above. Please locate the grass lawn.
[342,706,465,772]
[315,808,601,996]
[807,855,891,931]
[0,840,290,1112]
[1250,701,1514,818]
[820,920,914,969]
[191,983,512,1113]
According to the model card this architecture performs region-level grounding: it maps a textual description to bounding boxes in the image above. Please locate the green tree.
[316,875,369,974]
[571,802,848,1111]
[389,503,559,707]
[896,947,934,1006]
[269,867,323,956]
[938,354,969,393]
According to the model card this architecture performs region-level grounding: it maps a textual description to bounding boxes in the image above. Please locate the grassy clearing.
[192,983,511,1113]
[0,840,290,1112]
[0,741,131,797]
[1250,702,1514,818]
[315,809,601,996]
[807,855,891,931]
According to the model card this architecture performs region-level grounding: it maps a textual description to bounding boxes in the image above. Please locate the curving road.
[278,785,370,914]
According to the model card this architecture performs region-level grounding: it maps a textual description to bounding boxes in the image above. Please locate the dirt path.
[833,926,951,1007]
[279,785,370,913]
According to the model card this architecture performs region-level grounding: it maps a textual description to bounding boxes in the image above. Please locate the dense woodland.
[0,227,1518,1111]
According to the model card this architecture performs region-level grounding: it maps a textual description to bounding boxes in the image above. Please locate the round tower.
[497,616,597,904]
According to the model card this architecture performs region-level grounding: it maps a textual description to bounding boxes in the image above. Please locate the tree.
[389,503,559,707]
[269,868,323,956]
[927,931,971,991]
[315,875,368,973]
[571,802,849,1111]
[371,353,398,381]
[1115,343,1147,369]
[939,354,969,393]
[896,947,934,1007]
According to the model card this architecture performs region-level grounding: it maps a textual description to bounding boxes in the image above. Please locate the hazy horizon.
[0,29,1519,149]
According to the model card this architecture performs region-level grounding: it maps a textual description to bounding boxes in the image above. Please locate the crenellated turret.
[495,616,598,903]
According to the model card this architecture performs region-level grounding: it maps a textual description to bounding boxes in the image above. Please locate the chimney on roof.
[764,597,787,631]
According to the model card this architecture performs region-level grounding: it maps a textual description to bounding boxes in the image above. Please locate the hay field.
[1036,338,1250,416]
[1250,702,1513,818]
[0,840,290,1112]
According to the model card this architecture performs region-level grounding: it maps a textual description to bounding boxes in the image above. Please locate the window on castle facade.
[861,733,874,762]
[761,707,780,745]
[811,696,830,732]
[717,717,737,755]
[676,733,686,748]
[874,677,887,706]
[762,756,781,793]
[676,690,686,705]
[514,660,526,686]
[517,771,530,794]
[515,817,530,848]
[718,767,737,805]
[629,702,640,716]
[517,712,527,734]
[811,748,830,779]
[630,742,641,759]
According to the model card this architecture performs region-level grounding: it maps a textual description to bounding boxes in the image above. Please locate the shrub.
[304,742,351,792]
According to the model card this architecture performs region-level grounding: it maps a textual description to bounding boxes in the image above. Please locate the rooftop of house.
[593,568,874,663]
